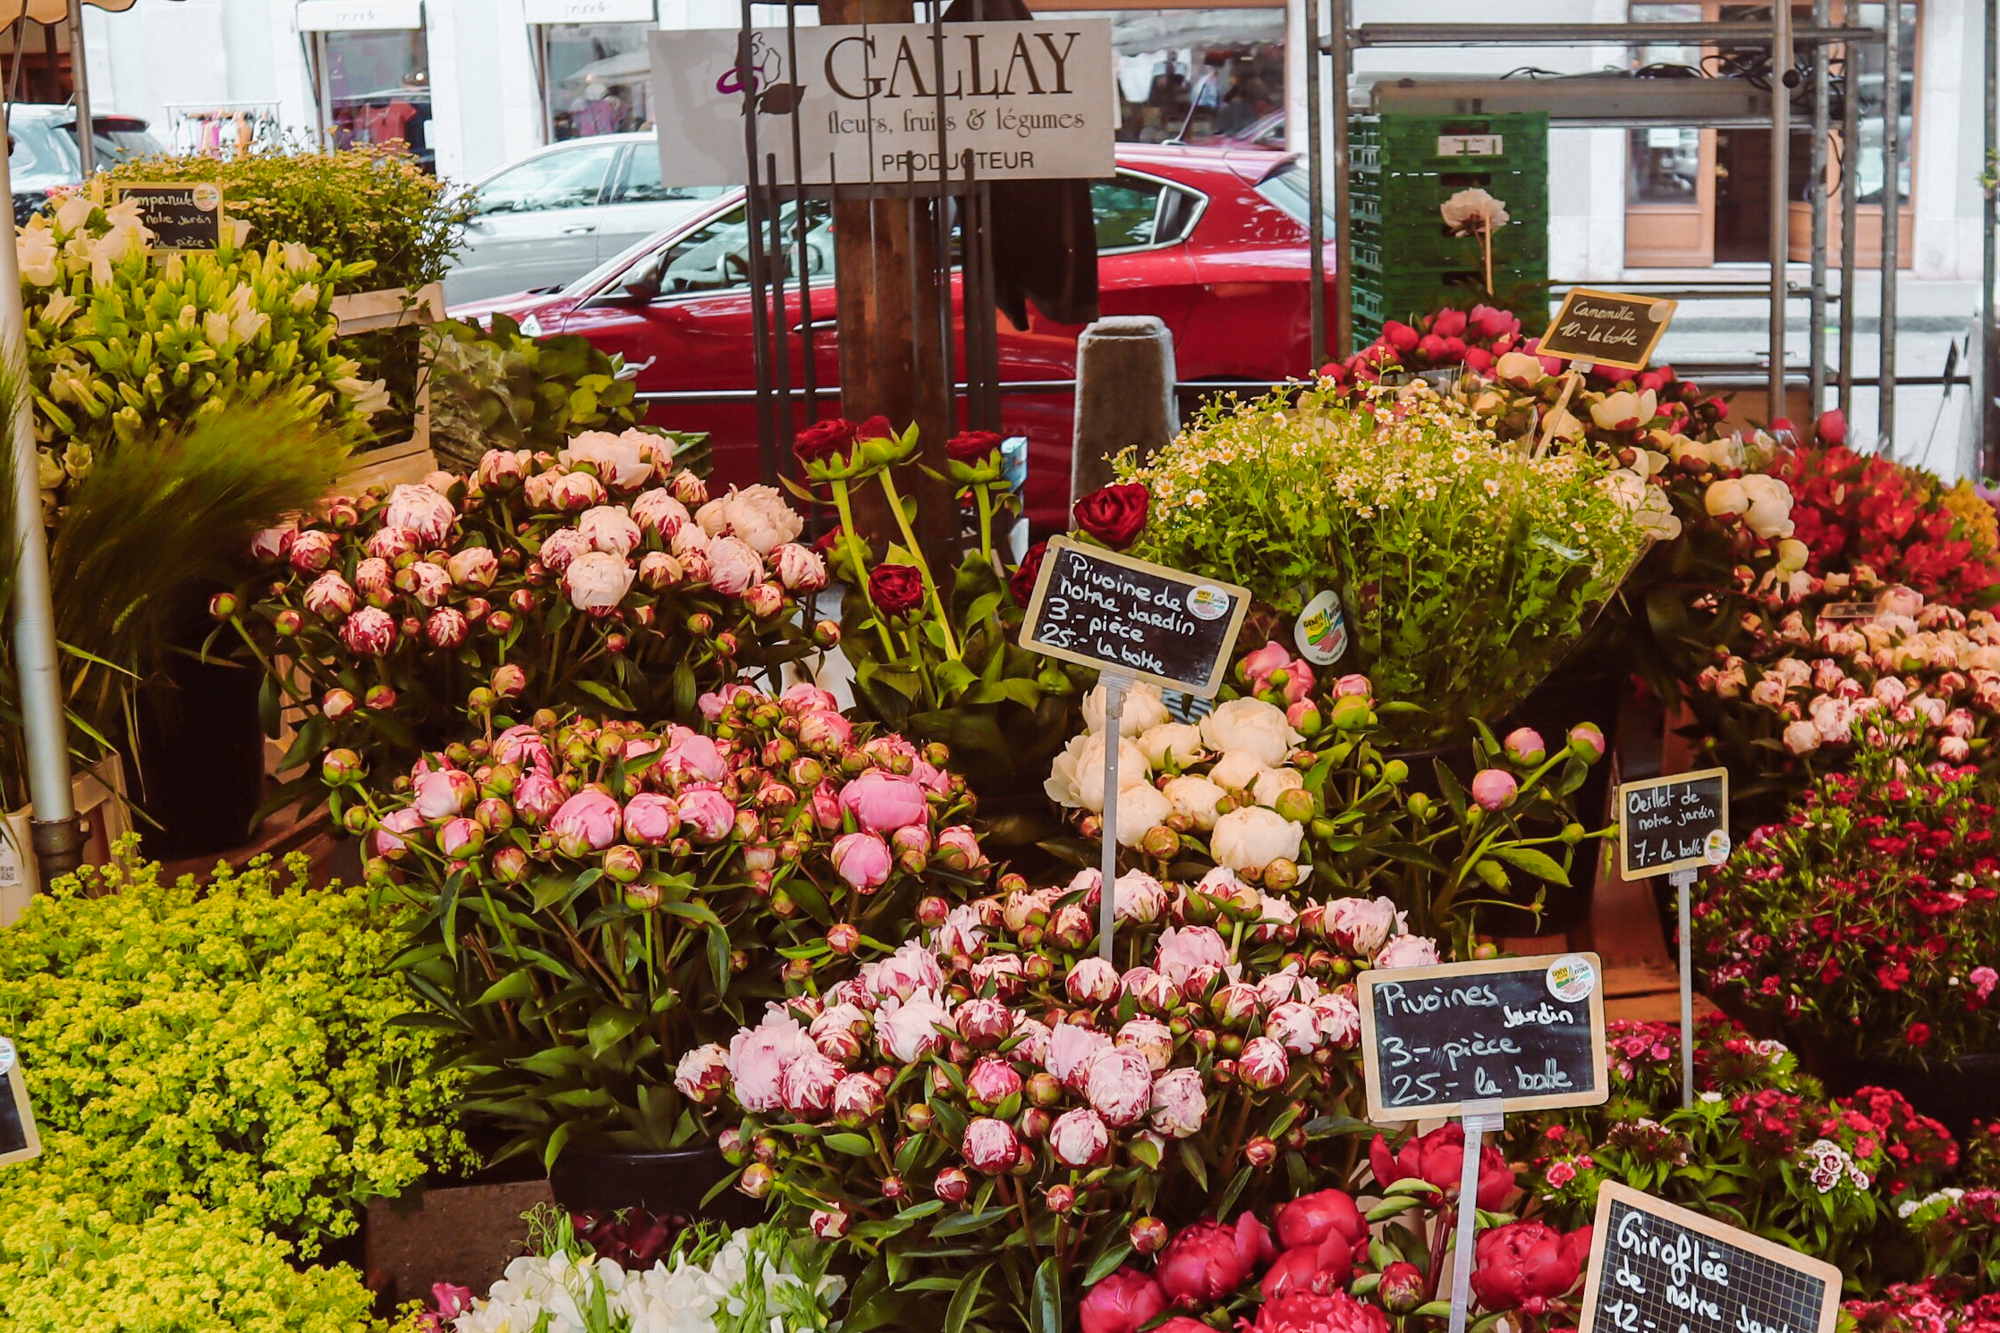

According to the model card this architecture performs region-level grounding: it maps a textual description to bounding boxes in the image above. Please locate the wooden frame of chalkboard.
[0,1050,41,1168]
[1577,1181,1842,1333]
[1537,287,1677,372]
[1017,537,1252,699]
[1618,766,1730,880]
[1355,953,1609,1121]
[109,181,227,254]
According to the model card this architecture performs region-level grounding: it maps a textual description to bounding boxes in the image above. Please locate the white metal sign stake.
[1673,866,1697,1109]
[1096,671,1132,962]
[1448,1100,1506,1333]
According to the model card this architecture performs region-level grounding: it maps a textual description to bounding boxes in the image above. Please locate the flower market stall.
[4,129,2000,1333]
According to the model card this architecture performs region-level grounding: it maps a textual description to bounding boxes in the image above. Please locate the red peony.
[1470,1220,1591,1315]
[1073,482,1150,549]
[856,414,894,441]
[1273,1189,1366,1252]
[1157,1219,1252,1306]
[868,564,925,616]
[1248,1292,1391,1333]
[794,418,859,465]
[1368,1123,1515,1210]
[1009,540,1048,606]
[1079,1266,1168,1333]
[948,430,1004,463]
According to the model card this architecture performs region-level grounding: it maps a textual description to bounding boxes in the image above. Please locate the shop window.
[542,23,653,140]
[322,28,432,168]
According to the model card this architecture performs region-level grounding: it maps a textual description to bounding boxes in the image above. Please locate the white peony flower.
[564,550,635,613]
[1046,731,1149,811]
[1137,721,1207,770]
[1162,774,1227,829]
[695,483,804,555]
[1113,782,1173,846]
[1084,679,1170,736]
[1200,698,1300,768]
[1207,749,1270,793]
[1440,187,1509,233]
[1211,805,1304,872]
[1251,767,1304,808]
[561,429,656,489]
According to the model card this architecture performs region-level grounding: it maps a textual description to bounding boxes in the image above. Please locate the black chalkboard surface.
[111,182,225,253]
[1619,767,1730,879]
[1538,288,1676,372]
[1018,537,1250,698]
[1356,953,1609,1119]
[0,1039,40,1167]
[1578,1183,1841,1333]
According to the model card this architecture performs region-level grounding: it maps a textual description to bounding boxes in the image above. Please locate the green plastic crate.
[1351,111,1550,175]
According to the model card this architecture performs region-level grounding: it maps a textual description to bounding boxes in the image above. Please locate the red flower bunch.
[867,563,925,616]
[1692,741,2000,1063]
[1772,441,2000,606]
[1324,304,1526,379]
[1470,1220,1592,1316]
[1367,1122,1516,1211]
[1847,1282,2000,1333]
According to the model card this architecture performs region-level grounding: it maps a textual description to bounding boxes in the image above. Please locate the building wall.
[78,0,1993,279]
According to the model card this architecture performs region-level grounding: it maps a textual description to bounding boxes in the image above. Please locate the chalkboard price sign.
[1538,288,1677,372]
[1356,953,1609,1120]
[1018,537,1251,698]
[1578,1182,1841,1333]
[111,181,226,253]
[1619,767,1730,879]
[0,1038,40,1168]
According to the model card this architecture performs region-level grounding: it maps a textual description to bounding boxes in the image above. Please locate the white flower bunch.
[450,1223,843,1333]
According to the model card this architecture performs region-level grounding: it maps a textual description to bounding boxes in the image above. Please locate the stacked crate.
[1349,112,1549,346]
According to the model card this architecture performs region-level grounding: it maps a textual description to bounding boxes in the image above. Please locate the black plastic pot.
[548,1143,764,1226]
[1789,1035,2000,1136]
[134,650,265,861]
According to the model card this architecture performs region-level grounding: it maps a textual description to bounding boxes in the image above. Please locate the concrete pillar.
[1070,316,1178,501]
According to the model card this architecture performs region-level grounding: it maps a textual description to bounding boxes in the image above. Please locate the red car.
[454,143,1331,527]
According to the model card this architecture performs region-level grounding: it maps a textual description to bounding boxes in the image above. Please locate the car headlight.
[519,314,543,338]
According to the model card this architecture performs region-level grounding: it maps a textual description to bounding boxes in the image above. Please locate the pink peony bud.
[490,663,528,698]
[1567,722,1606,761]
[934,1167,971,1203]
[1502,727,1545,766]
[966,1057,1023,1107]
[962,1117,1021,1174]
[1049,1107,1111,1167]
[1066,956,1120,1005]
[1470,768,1518,811]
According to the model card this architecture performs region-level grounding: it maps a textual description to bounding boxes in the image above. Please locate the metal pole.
[1096,673,1128,963]
[1838,27,1860,420]
[1768,1,1792,416]
[0,107,80,883]
[1675,867,1696,1109]
[1329,0,1352,358]
[65,0,94,179]
[1808,0,1830,412]
[1304,0,1326,366]
[736,3,777,484]
[1878,0,1901,454]
[1982,0,1997,475]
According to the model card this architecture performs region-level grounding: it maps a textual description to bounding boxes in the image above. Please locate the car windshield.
[1253,158,1333,233]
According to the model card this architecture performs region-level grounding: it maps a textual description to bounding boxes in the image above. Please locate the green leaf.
[473,971,535,1006]
[587,1004,643,1056]
[943,1263,988,1333]
[823,1132,875,1156]
[1490,844,1571,884]
[930,1207,1010,1238]
[1030,1256,1063,1333]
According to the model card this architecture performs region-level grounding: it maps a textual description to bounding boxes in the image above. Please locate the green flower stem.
[874,467,961,660]
[974,480,997,572]
[830,477,898,661]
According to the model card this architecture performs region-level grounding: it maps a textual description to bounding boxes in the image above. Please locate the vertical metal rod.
[1808,0,1831,411]
[928,0,956,440]
[1329,0,1352,358]
[66,0,94,179]
[1096,674,1128,963]
[1676,867,1696,1110]
[0,108,79,882]
[737,5,778,483]
[1446,1107,1504,1333]
[1303,0,1326,366]
[764,152,793,456]
[785,5,816,433]
[1878,0,1901,453]
[1984,0,1997,475]
[1768,1,1792,416]
[1838,30,1860,418]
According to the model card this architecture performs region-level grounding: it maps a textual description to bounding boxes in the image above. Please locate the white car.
[444,133,724,305]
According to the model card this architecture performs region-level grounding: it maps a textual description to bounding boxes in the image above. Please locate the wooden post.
[818,0,955,574]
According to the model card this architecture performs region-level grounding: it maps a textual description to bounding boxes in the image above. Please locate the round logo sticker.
[1704,829,1732,866]
[191,183,222,211]
[1186,585,1230,622]
[0,1036,16,1076]
[1294,589,1349,666]
[1546,954,1597,1004]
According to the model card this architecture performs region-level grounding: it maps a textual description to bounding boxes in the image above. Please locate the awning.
[525,0,656,21]
[296,0,424,32]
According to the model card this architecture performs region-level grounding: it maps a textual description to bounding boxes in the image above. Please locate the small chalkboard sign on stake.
[1578,1182,1842,1333]
[110,181,226,253]
[1538,287,1678,373]
[1358,953,1609,1333]
[1618,766,1731,1111]
[0,1038,42,1168]
[1019,538,1250,960]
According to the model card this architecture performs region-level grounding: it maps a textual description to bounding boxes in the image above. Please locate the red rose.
[1469,1220,1591,1315]
[1368,1123,1516,1211]
[1156,1220,1251,1306]
[868,564,925,616]
[1009,541,1048,606]
[795,418,859,465]
[1072,483,1150,550]
[948,430,1004,463]
[857,414,894,441]
[1249,1292,1390,1333]
[1079,1267,1168,1333]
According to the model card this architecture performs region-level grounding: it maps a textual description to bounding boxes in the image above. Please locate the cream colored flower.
[1440,187,1509,233]
[1085,679,1169,736]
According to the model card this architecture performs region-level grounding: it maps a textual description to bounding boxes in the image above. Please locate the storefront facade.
[72,0,1990,280]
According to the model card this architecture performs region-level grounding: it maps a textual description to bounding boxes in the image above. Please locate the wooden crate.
[329,283,447,494]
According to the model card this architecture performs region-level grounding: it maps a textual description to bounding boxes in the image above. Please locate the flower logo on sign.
[716,37,804,116]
